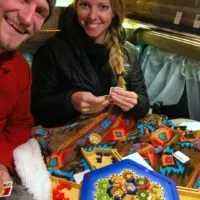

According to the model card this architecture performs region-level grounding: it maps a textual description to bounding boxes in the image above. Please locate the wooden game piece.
[89,133,102,145]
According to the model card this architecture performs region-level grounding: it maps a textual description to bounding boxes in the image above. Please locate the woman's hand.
[71,91,110,114]
[0,164,11,190]
[109,87,138,111]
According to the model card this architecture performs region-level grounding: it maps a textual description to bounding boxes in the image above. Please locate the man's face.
[0,0,49,52]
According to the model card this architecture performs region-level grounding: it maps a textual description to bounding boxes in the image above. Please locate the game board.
[81,148,122,169]
[81,159,179,200]
[51,176,80,200]
[178,186,200,200]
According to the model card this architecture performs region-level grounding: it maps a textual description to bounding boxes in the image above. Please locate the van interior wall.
[123,0,200,35]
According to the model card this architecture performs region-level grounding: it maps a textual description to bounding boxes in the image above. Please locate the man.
[0,0,56,197]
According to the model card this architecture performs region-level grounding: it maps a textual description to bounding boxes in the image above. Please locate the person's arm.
[0,55,33,171]
[31,42,79,127]
[125,42,150,119]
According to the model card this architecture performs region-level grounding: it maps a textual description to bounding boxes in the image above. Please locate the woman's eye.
[99,4,109,11]
[79,3,89,9]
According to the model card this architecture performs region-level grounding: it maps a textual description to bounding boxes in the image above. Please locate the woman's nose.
[88,8,97,21]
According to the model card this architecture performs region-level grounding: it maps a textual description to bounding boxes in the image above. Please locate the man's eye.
[36,8,47,20]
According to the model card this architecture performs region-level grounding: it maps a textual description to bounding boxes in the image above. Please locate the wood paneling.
[124,18,200,61]
[123,0,200,34]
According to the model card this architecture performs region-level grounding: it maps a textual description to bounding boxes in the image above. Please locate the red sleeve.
[0,52,33,172]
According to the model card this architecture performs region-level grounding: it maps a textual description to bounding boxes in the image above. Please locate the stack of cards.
[106,87,123,103]
[0,181,13,198]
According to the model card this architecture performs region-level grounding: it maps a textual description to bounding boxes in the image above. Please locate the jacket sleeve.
[31,43,79,127]
[0,55,33,172]
[125,42,150,119]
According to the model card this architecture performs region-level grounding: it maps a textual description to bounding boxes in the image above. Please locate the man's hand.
[71,91,110,114]
[0,164,11,190]
[109,87,138,111]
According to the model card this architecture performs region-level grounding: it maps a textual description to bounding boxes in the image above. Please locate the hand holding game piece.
[109,87,138,111]
[71,91,110,114]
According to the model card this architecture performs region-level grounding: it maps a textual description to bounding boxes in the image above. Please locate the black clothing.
[31,7,149,127]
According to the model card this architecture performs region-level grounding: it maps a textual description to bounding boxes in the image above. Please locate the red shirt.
[0,51,33,171]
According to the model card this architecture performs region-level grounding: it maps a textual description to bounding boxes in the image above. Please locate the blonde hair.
[73,0,126,88]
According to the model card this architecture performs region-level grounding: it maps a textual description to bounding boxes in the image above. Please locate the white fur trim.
[13,138,51,200]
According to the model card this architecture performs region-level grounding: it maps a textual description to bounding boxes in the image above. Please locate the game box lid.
[81,159,179,200]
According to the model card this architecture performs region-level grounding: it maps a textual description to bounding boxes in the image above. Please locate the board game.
[32,113,200,199]
[81,148,122,169]
[51,176,81,200]
[81,159,179,200]
[178,186,200,200]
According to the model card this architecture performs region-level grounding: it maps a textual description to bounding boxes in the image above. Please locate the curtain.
[140,46,200,121]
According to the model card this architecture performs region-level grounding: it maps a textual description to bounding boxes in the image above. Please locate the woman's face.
[76,0,114,44]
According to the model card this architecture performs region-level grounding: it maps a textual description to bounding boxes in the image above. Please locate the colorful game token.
[89,133,102,145]
[80,159,179,200]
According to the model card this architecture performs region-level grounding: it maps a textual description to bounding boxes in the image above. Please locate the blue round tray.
[81,159,179,200]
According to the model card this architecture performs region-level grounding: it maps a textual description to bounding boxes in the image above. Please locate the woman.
[31,0,149,127]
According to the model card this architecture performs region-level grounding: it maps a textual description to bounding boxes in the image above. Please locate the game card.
[3,181,13,188]
[173,151,190,164]
[0,181,13,197]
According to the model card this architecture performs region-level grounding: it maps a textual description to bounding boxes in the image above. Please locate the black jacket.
[31,7,149,127]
